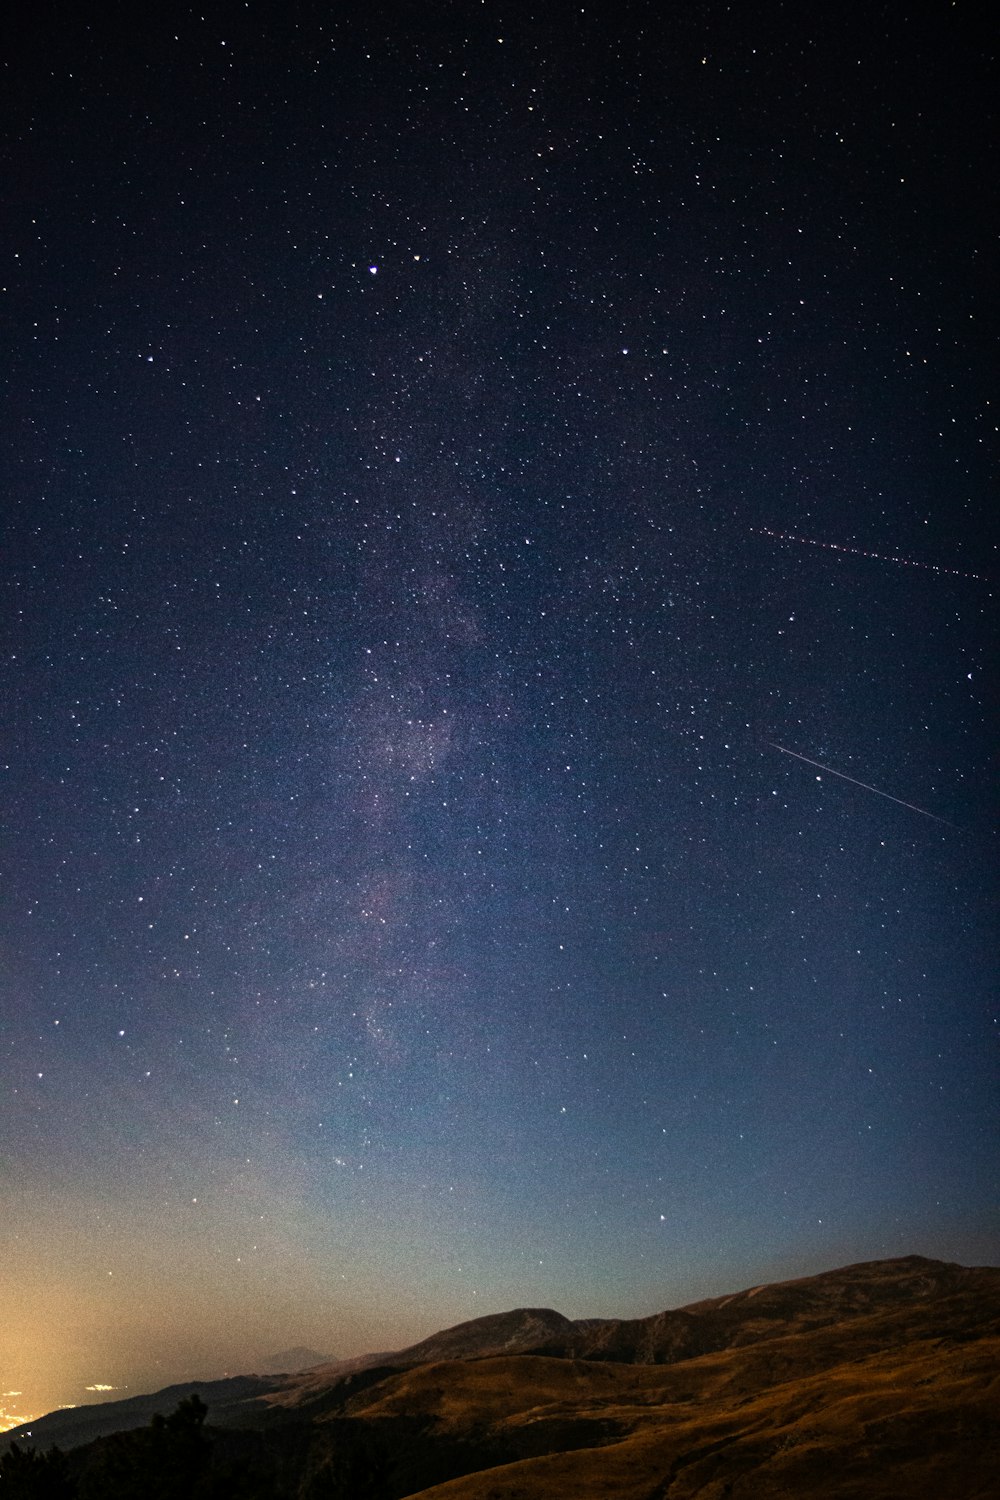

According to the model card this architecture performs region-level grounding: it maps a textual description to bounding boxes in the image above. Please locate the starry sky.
[2,1,996,1420]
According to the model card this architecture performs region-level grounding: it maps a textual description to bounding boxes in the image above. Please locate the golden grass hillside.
[303,1262,1000,1498]
[394,1335,999,1498]
[6,1257,997,1497]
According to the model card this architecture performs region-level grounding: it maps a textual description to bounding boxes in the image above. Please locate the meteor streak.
[751,526,985,581]
[767,742,956,826]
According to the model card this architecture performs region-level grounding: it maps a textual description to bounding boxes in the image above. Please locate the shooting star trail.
[767,743,956,827]
[750,526,985,581]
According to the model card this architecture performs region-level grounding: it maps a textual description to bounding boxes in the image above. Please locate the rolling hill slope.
[5,1256,998,1497]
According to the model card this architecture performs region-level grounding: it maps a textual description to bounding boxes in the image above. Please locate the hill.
[4,1256,998,1497]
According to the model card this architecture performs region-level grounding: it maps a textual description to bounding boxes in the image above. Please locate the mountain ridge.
[6,1253,995,1463]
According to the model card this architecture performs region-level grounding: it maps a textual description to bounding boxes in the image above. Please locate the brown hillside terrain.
[6,1256,998,1497]
[337,1334,999,1497]
[284,1258,1000,1498]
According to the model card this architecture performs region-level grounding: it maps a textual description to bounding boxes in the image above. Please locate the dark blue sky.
[2,0,996,1419]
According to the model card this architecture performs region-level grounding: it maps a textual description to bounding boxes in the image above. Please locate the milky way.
[2,1,995,1420]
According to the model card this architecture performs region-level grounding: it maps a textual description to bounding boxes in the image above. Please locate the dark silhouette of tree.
[0,1442,77,1499]
[4,1398,393,1499]
[76,1393,211,1500]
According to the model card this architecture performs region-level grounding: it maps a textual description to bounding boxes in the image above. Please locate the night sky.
[3,2,996,1420]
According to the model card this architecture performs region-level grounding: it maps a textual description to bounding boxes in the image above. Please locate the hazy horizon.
[9,1240,999,1424]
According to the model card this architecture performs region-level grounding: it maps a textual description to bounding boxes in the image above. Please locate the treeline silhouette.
[0,1395,389,1499]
